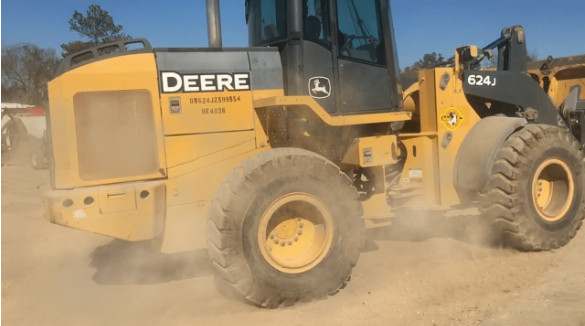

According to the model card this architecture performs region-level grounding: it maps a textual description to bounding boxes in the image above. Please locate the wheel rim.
[257,192,334,274]
[531,158,574,222]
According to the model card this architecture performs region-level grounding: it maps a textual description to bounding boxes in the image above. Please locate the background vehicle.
[1,103,49,169]
[528,54,585,143]
[42,0,585,307]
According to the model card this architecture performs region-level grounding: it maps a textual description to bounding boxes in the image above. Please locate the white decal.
[161,72,251,93]
[308,76,331,99]
[467,74,497,87]
[161,72,182,92]
[408,169,423,178]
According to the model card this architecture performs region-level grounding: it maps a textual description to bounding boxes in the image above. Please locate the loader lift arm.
[459,25,528,72]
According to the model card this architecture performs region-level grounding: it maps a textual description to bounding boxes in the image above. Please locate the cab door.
[333,0,401,113]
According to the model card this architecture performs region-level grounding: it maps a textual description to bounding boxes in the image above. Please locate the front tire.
[480,124,585,250]
[207,148,364,307]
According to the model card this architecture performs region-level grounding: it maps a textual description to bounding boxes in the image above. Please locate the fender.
[454,116,527,202]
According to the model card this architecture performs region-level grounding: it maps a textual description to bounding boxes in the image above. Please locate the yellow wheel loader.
[43,0,585,307]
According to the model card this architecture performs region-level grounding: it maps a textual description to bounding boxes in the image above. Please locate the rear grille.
[73,90,159,181]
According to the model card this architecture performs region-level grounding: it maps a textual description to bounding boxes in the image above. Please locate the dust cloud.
[3,148,585,325]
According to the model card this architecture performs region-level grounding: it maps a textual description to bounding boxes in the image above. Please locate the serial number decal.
[190,95,242,104]
[467,74,497,87]
[201,107,226,115]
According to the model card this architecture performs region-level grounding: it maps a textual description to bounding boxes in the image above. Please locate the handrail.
[56,38,153,76]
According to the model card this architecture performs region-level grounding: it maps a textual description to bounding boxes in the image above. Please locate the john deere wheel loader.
[43,0,585,307]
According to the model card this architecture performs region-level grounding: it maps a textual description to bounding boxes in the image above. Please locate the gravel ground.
[2,161,585,325]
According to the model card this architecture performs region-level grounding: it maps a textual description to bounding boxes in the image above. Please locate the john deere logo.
[308,77,331,99]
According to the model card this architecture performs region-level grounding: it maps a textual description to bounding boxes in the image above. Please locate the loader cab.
[246,0,402,114]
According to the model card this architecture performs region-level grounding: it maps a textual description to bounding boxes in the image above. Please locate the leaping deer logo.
[308,77,331,99]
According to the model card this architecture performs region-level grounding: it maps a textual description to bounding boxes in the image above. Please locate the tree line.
[1,5,130,105]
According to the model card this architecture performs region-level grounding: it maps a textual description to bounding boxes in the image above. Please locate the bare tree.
[1,44,60,105]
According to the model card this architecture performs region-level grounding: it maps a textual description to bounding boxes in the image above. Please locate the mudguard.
[454,116,527,202]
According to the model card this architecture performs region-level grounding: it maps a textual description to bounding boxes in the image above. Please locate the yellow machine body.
[44,50,283,251]
[42,13,585,256]
[43,46,487,253]
[44,47,419,252]
[397,68,481,209]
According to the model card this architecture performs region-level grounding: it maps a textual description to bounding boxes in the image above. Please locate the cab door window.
[336,0,386,65]
[304,0,332,48]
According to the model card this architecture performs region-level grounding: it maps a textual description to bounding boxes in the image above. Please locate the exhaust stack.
[206,0,222,48]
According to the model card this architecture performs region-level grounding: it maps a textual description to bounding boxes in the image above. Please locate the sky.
[1,0,585,68]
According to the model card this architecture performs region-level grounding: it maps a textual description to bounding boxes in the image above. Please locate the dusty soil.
[2,159,585,325]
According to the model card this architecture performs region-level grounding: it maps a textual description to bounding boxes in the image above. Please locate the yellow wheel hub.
[532,158,574,222]
[258,193,334,274]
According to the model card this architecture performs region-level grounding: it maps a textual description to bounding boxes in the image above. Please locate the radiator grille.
[74,90,159,181]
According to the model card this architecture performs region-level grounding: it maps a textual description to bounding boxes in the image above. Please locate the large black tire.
[1,118,27,157]
[479,124,585,251]
[207,148,364,308]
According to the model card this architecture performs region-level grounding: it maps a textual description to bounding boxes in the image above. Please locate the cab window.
[336,0,386,65]
[304,0,332,48]
[246,0,287,46]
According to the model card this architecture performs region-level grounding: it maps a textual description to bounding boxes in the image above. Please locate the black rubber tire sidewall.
[481,124,585,250]
[207,148,364,307]
[241,167,361,301]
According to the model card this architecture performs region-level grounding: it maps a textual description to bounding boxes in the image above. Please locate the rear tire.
[1,118,27,157]
[480,124,585,250]
[207,148,364,308]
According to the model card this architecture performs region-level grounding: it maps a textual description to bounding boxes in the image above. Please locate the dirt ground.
[2,158,585,326]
